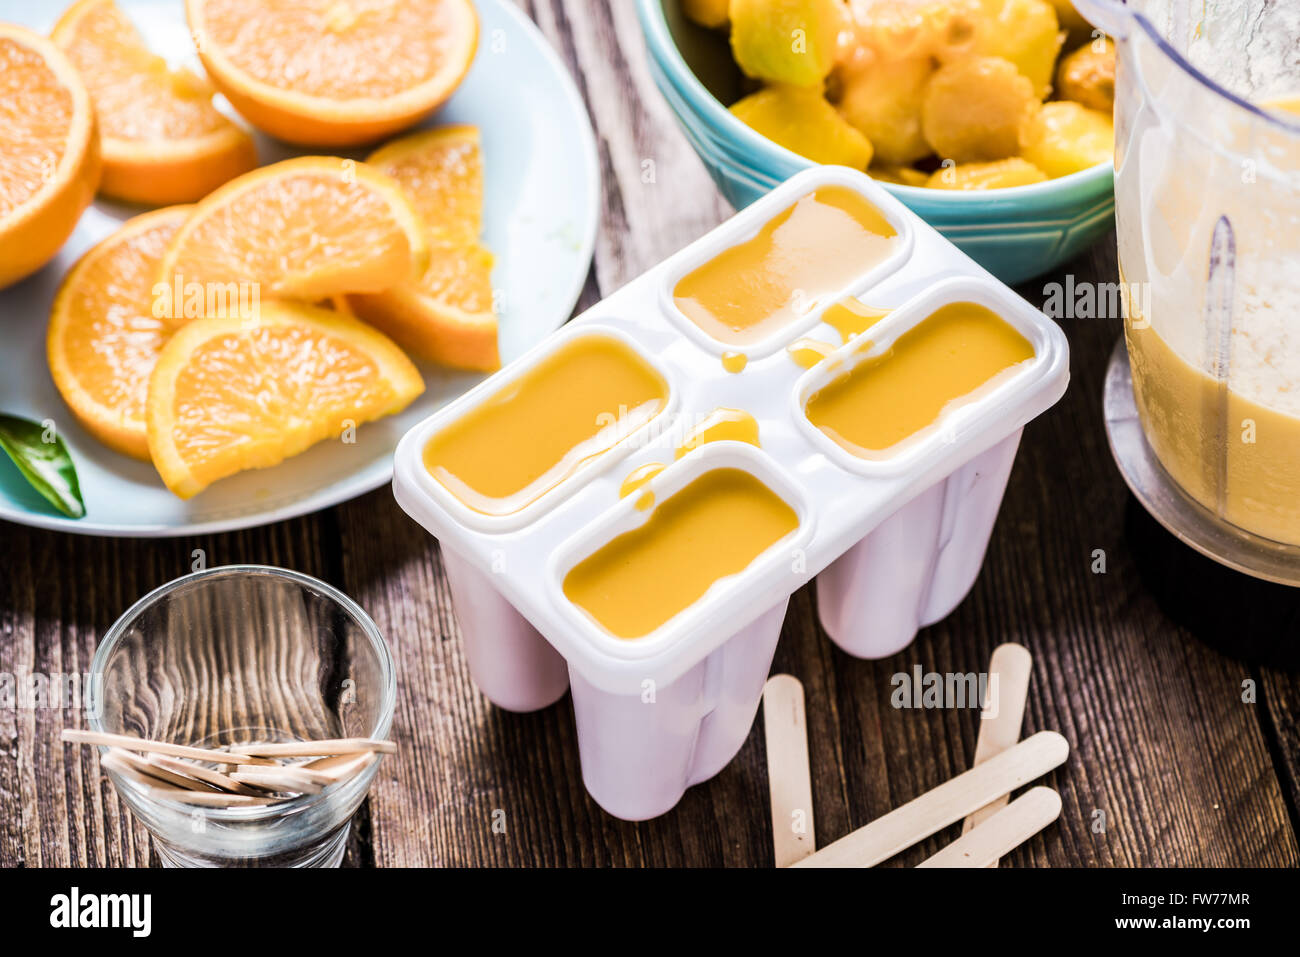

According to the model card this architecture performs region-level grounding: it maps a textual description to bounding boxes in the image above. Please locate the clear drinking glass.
[1082,0,1300,559]
[87,565,395,867]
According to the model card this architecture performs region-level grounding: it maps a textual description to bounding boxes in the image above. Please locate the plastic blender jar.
[1081,0,1300,582]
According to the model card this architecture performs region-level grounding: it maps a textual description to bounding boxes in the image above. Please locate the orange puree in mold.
[676,408,760,459]
[805,302,1034,458]
[787,337,836,369]
[672,187,898,346]
[721,351,748,373]
[823,299,890,342]
[562,468,799,639]
[620,462,665,498]
[423,334,668,515]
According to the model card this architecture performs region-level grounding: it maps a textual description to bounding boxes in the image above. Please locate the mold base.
[816,430,1022,658]
[568,598,788,820]
[442,547,570,712]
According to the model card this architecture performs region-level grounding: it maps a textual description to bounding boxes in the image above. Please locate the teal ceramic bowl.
[636,0,1115,284]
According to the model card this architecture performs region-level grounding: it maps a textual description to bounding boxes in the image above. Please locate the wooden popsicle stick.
[63,729,255,764]
[762,675,816,867]
[143,787,276,808]
[918,787,1061,868]
[103,748,223,793]
[235,738,396,757]
[149,755,264,795]
[790,730,1069,868]
[961,642,1033,868]
[303,750,376,781]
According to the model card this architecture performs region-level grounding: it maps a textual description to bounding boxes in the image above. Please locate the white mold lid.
[392,166,1070,695]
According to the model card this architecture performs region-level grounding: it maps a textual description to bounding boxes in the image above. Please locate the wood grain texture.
[1,0,1298,868]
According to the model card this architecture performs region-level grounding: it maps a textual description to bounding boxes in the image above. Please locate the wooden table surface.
[3,0,1299,868]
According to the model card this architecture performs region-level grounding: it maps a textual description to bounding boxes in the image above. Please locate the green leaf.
[0,414,85,519]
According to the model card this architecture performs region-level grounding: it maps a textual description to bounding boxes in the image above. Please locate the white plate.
[0,0,598,536]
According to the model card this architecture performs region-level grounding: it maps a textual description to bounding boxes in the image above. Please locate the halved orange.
[348,125,499,371]
[48,205,190,461]
[155,155,429,326]
[147,300,425,498]
[186,0,479,147]
[0,22,101,290]
[52,0,258,205]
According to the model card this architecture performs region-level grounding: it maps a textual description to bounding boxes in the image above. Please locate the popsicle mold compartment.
[551,444,809,819]
[392,165,1070,820]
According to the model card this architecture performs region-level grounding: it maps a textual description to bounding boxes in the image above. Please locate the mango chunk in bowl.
[637,0,1115,283]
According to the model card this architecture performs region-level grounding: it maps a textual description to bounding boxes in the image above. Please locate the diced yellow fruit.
[1019,100,1113,177]
[926,157,1047,189]
[682,0,730,29]
[922,56,1039,163]
[730,0,845,86]
[835,55,933,166]
[870,164,930,187]
[731,85,874,168]
[1057,37,1115,113]
[975,0,1063,99]
[845,0,985,63]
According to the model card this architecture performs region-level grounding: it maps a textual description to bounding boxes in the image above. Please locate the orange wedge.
[48,205,190,460]
[348,126,499,371]
[0,22,100,290]
[186,0,479,147]
[52,0,257,205]
[155,155,429,326]
[147,300,425,498]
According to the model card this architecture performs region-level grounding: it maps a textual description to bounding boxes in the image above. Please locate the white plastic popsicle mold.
[392,165,1070,820]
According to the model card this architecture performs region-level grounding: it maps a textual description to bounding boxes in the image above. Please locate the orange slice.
[48,205,190,461]
[348,126,499,371]
[52,0,257,205]
[147,300,425,498]
[186,0,479,147]
[0,22,100,290]
[155,155,429,326]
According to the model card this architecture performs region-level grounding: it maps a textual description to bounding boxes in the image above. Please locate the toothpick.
[63,729,255,764]
[149,755,264,795]
[235,738,396,757]
[229,768,324,794]
[237,763,335,786]
[103,748,223,793]
[304,750,376,781]
[143,787,276,808]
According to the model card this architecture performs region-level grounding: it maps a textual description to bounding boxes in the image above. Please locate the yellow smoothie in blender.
[423,334,668,516]
[1120,95,1300,545]
[673,187,898,346]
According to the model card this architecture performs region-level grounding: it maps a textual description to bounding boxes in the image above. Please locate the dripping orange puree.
[672,187,898,346]
[563,468,798,639]
[423,334,668,515]
[805,302,1034,458]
